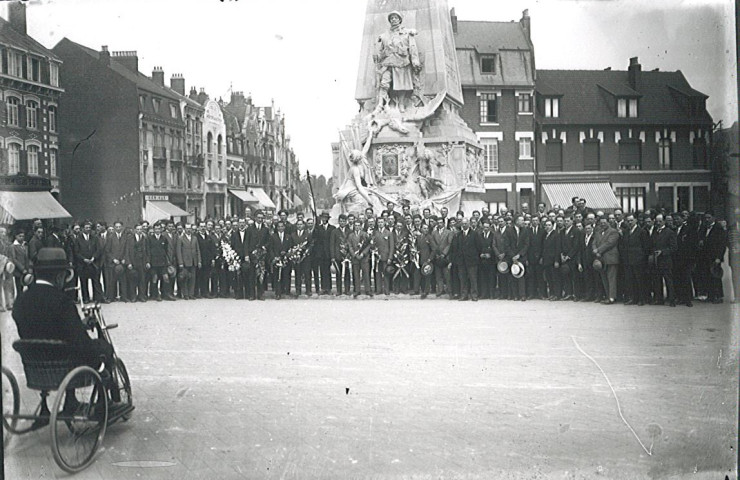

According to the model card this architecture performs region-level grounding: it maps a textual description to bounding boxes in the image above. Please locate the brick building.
[453,9,536,213]
[53,39,191,224]
[535,58,713,213]
[0,3,69,222]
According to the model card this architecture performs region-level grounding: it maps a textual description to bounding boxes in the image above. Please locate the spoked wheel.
[50,366,108,474]
[111,358,132,421]
[2,367,19,445]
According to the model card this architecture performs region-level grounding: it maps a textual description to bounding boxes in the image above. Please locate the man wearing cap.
[12,247,122,422]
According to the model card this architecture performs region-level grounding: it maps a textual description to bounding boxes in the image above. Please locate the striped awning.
[247,187,276,210]
[229,189,259,203]
[542,182,621,210]
[0,191,71,223]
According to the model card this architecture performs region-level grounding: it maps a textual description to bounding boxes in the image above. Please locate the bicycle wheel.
[50,366,107,474]
[2,367,19,444]
[112,358,132,421]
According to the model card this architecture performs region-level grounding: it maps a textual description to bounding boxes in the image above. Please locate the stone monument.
[331,0,485,218]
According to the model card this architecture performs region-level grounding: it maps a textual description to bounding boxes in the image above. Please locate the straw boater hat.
[510,261,525,279]
[497,260,509,274]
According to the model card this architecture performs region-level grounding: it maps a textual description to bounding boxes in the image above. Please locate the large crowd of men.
[0,196,732,309]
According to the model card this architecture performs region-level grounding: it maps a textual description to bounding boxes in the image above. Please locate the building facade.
[453,9,536,213]
[53,40,190,224]
[535,58,713,213]
[0,3,69,223]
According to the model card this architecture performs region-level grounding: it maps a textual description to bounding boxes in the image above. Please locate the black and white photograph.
[0,0,737,478]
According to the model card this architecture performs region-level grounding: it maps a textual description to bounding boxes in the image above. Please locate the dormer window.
[169,104,177,118]
[617,98,638,118]
[152,98,161,114]
[480,55,496,75]
[544,97,559,118]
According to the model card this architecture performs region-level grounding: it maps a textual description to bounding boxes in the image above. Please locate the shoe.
[367,293,374,298]
[156,296,162,302]
[624,300,635,306]
[420,294,427,299]
[436,292,443,297]
[471,297,478,302]
[460,296,469,301]
[637,301,645,306]
[353,293,359,298]
[521,297,526,302]
[592,298,602,303]
[601,299,615,305]
[669,300,676,307]
[275,294,281,300]
[686,302,693,307]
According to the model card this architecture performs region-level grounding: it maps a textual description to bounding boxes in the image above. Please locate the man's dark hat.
[33,248,69,271]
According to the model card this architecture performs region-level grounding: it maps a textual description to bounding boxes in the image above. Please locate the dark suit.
[291,229,312,295]
[477,230,496,299]
[331,226,353,294]
[268,231,293,297]
[13,283,112,368]
[504,226,530,300]
[594,225,620,301]
[75,233,104,303]
[623,225,651,304]
[698,223,727,301]
[314,223,335,293]
[371,228,394,295]
[28,235,45,265]
[196,232,217,298]
[581,231,600,300]
[451,228,480,299]
[246,224,270,299]
[230,229,249,299]
[651,226,677,304]
[127,232,149,302]
[413,232,433,294]
[104,232,129,301]
[559,226,581,299]
[674,223,698,304]
[541,230,562,298]
[347,230,371,295]
[527,226,546,298]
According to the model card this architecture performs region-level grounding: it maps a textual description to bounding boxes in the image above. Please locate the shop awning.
[542,182,621,210]
[229,189,259,203]
[0,191,71,223]
[247,187,276,210]
[145,201,190,223]
[292,195,304,207]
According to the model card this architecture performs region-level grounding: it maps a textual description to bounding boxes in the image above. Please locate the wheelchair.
[2,303,134,473]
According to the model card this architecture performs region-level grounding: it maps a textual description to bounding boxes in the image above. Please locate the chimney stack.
[520,9,531,41]
[450,8,458,34]
[628,56,641,90]
[111,51,139,73]
[152,66,164,86]
[99,45,110,66]
[170,74,185,95]
[8,2,27,36]
[197,87,209,105]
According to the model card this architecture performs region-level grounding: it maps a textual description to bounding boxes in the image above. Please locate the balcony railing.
[153,146,167,160]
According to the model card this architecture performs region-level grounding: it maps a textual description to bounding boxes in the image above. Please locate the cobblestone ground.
[2,296,738,479]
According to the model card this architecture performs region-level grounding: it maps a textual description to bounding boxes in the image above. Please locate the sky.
[8,0,737,177]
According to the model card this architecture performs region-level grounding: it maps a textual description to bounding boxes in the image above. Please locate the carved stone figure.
[373,11,421,114]
[333,150,382,213]
[411,144,444,199]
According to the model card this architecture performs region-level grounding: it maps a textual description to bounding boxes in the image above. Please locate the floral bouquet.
[408,235,420,268]
[252,246,267,282]
[220,240,242,272]
[391,235,410,279]
[287,240,309,264]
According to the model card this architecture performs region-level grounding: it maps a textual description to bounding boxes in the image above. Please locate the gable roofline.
[0,17,62,62]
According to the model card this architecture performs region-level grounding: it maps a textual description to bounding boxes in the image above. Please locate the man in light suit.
[104,221,129,302]
[593,217,620,304]
[430,217,452,297]
[371,217,394,296]
[177,224,201,300]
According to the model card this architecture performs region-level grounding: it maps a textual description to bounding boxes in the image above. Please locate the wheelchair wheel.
[112,358,132,421]
[2,367,19,444]
[50,366,107,474]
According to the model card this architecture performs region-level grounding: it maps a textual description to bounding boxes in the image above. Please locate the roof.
[454,21,534,87]
[62,38,180,102]
[0,17,61,62]
[542,182,621,211]
[536,69,713,126]
[455,21,531,52]
[0,191,71,223]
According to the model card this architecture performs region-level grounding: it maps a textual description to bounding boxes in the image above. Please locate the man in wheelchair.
[12,247,122,426]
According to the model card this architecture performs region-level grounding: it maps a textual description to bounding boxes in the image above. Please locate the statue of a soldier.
[373,10,421,114]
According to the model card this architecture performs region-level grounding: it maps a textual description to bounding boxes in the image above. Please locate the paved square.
[2,298,737,479]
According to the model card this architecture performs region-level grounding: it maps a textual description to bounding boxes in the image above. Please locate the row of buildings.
[451,8,719,214]
[0,2,301,227]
